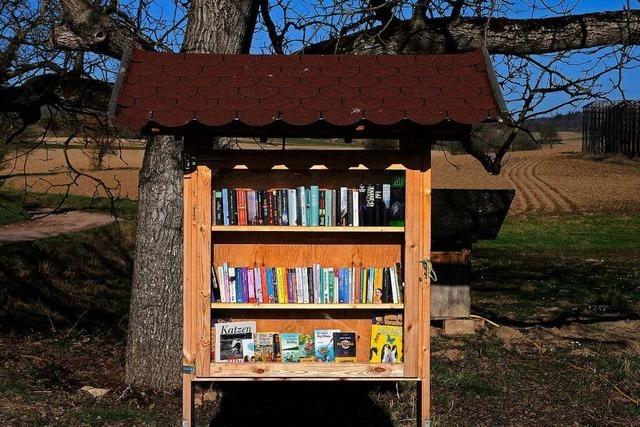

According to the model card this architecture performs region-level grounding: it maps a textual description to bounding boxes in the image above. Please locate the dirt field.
[3,132,639,215]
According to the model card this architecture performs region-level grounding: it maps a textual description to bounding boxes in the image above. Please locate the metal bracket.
[182,365,196,374]
[419,258,437,283]
[183,152,197,173]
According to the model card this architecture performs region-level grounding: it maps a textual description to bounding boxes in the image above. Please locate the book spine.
[229,267,237,303]
[331,190,337,227]
[218,265,227,303]
[242,267,250,303]
[373,267,383,303]
[333,268,339,303]
[347,189,353,226]
[214,190,224,225]
[395,262,403,303]
[288,189,297,226]
[382,184,391,226]
[324,190,332,226]
[374,184,383,226]
[260,267,268,303]
[297,186,306,226]
[247,267,256,303]
[389,175,405,227]
[281,189,289,226]
[236,189,247,226]
[304,189,310,225]
[287,269,295,303]
[390,265,398,304]
[222,189,230,225]
[366,185,375,227]
[254,267,263,303]
[357,184,367,226]
[367,267,374,304]
[275,190,282,226]
[339,187,348,226]
[230,188,238,225]
[318,190,326,226]
[276,267,285,303]
[350,266,356,304]
[352,190,359,227]
[307,267,314,304]
[309,186,320,226]
[255,190,264,225]
[382,267,390,303]
[211,265,221,302]
[267,190,276,225]
[260,190,268,225]
[247,190,256,225]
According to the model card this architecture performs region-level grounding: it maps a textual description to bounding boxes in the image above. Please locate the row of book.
[213,178,405,227]
[212,318,403,364]
[212,263,403,304]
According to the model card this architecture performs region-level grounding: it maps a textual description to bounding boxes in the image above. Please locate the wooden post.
[183,171,197,426]
[195,165,212,377]
[420,152,432,427]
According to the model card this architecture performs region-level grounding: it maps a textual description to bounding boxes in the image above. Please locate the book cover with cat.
[369,324,403,363]
[314,329,340,362]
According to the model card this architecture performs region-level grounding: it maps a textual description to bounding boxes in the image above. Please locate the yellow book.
[369,324,403,363]
[373,267,383,303]
[276,267,287,303]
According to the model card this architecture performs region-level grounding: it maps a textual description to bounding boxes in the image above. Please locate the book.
[229,188,238,225]
[310,186,320,226]
[374,184,383,226]
[247,190,256,225]
[369,324,403,363]
[389,175,405,227]
[214,190,223,225]
[365,184,375,226]
[287,189,297,226]
[373,267,383,303]
[228,267,237,303]
[333,332,357,363]
[211,265,221,302]
[339,187,348,225]
[298,334,315,362]
[314,329,340,362]
[254,267,263,303]
[357,184,367,226]
[382,184,391,225]
[242,338,255,362]
[247,267,256,303]
[280,332,301,362]
[214,321,256,363]
[222,188,230,225]
[297,186,306,226]
[352,190,359,227]
[254,332,276,362]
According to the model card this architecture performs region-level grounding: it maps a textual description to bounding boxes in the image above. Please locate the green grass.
[476,213,640,253]
[0,189,137,225]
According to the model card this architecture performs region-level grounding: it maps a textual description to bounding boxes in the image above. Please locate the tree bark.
[124,0,258,389]
[303,10,640,55]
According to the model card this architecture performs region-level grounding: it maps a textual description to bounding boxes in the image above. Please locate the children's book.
[369,324,403,363]
[242,339,255,362]
[280,333,301,363]
[333,332,357,363]
[314,329,340,362]
[254,332,276,362]
[214,321,256,363]
[298,334,315,362]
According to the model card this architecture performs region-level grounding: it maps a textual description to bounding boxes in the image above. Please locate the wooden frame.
[182,145,432,427]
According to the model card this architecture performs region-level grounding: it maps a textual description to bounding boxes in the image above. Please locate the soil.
[0,211,115,243]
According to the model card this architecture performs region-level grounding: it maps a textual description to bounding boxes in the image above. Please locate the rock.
[80,386,109,398]
[432,349,465,362]
[203,390,218,402]
[443,319,476,336]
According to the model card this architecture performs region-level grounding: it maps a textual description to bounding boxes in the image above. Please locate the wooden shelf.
[208,362,404,378]
[211,303,403,310]
[211,225,404,233]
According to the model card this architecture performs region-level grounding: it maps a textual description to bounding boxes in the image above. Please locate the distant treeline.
[525,111,583,132]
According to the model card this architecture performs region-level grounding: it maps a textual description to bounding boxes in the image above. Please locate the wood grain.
[211,225,403,233]
[195,166,212,377]
[207,362,404,378]
[420,155,432,426]
[182,172,196,426]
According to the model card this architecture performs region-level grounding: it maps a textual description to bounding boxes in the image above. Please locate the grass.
[0,189,137,225]
[472,213,640,325]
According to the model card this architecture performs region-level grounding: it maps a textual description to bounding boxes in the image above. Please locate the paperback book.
[369,324,403,364]
[314,329,340,362]
[333,332,357,363]
[280,333,301,363]
[253,332,277,362]
[214,321,256,363]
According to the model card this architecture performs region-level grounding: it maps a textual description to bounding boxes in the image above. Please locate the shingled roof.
[109,48,507,134]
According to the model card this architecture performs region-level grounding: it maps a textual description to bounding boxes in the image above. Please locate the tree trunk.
[125,0,258,389]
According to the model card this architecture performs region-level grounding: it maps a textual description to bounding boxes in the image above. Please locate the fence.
[583,101,640,158]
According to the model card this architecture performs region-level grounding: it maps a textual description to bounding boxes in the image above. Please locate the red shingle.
[112,49,506,132]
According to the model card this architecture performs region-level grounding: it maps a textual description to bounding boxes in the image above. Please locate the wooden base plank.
[208,363,404,378]
[211,303,403,310]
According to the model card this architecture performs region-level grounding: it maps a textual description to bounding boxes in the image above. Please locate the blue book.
[310,186,320,226]
[235,268,243,303]
[222,188,230,225]
[242,268,249,303]
[266,268,274,303]
[305,189,311,225]
[271,268,279,303]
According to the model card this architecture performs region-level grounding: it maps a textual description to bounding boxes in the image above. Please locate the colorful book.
[254,332,276,362]
[242,338,255,362]
[214,190,223,225]
[280,333,301,362]
[247,267,256,303]
[314,329,340,362]
[214,321,256,363]
[298,334,315,362]
[222,188,230,225]
[333,332,357,363]
[373,267,383,303]
[369,324,403,363]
